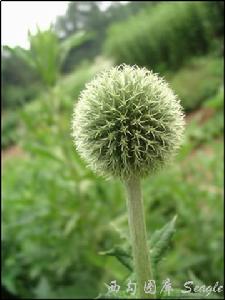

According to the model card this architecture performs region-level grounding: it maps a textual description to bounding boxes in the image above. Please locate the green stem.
[125,175,155,299]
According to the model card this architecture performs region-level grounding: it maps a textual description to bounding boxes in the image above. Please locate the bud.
[72,65,185,179]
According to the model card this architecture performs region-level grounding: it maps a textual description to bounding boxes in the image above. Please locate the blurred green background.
[1,1,224,299]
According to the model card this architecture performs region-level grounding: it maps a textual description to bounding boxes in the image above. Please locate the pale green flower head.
[72,65,185,179]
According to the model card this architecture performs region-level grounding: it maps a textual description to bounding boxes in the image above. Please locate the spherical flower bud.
[72,64,185,179]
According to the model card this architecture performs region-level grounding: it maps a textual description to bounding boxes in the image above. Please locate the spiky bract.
[72,65,184,179]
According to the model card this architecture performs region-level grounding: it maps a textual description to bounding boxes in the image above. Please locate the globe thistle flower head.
[72,65,185,179]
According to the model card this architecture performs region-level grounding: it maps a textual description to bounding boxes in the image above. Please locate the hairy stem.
[125,176,155,299]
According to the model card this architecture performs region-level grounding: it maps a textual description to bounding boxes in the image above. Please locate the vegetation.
[104,2,224,72]
[170,55,224,112]
[2,1,224,299]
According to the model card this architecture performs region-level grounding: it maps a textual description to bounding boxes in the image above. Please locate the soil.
[185,107,215,125]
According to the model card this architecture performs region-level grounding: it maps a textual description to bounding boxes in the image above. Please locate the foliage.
[2,80,224,298]
[170,56,224,112]
[104,2,224,72]
[2,1,224,299]
[2,52,224,299]
[55,2,105,38]
[1,58,106,150]
[1,111,20,149]
[3,134,223,298]
[2,84,40,110]
[2,61,120,297]
[54,1,154,72]
[8,28,94,86]
[54,1,154,39]
[2,46,41,109]
[204,85,224,111]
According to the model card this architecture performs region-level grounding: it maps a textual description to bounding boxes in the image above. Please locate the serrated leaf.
[99,245,133,271]
[150,216,177,265]
[102,216,178,276]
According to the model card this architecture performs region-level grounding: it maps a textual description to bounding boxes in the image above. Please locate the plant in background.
[7,27,94,87]
[72,65,185,299]
[104,2,223,72]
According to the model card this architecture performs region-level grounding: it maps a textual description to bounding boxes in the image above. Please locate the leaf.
[28,27,61,86]
[150,215,177,265]
[101,216,178,274]
[99,245,133,271]
[4,45,35,70]
[110,213,129,241]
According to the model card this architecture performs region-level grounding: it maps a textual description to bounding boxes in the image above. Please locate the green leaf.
[110,213,129,241]
[101,216,178,275]
[5,46,36,70]
[150,216,177,265]
[99,245,133,271]
[28,27,61,86]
